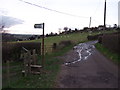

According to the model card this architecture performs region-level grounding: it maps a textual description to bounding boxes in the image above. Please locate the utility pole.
[104,0,106,30]
[89,17,92,28]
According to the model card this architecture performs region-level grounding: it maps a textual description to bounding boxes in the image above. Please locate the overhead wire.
[19,0,89,19]
[90,0,102,27]
[91,0,115,27]
[91,0,101,17]
[19,0,109,28]
[92,19,103,24]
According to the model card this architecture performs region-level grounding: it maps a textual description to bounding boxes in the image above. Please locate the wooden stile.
[22,49,42,76]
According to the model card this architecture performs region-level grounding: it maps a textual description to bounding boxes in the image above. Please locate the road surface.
[55,41,118,88]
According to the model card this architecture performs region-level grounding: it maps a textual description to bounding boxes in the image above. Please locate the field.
[2,30,118,88]
[14,32,88,54]
[11,30,117,54]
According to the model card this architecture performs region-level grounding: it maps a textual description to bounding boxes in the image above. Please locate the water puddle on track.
[64,41,98,66]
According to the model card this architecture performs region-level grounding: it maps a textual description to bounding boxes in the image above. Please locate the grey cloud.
[0,15,24,29]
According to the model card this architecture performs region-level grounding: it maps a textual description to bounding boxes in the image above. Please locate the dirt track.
[55,41,118,88]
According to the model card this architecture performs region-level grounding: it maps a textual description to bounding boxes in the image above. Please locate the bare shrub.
[58,40,72,49]
[87,34,103,40]
[98,36,103,44]
[52,43,57,50]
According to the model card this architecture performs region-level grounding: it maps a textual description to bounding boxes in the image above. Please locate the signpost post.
[34,23,45,68]
[42,23,45,68]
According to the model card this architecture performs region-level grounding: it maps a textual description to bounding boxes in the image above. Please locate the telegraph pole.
[89,17,92,28]
[104,0,106,30]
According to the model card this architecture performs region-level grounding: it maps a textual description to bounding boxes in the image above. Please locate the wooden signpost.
[34,23,45,68]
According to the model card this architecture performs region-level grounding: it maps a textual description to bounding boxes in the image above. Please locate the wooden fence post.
[33,49,37,65]
[23,53,27,76]
[52,43,57,52]
[27,51,31,74]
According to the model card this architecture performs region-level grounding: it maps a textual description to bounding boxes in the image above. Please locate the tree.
[83,27,89,30]
[68,28,72,33]
[75,28,78,32]
[29,36,35,40]
[46,34,49,37]
[113,24,117,28]
[63,27,68,32]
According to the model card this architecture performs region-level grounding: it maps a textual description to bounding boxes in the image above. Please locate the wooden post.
[23,53,27,76]
[33,49,37,65]
[52,43,57,52]
[27,51,31,74]
[42,23,45,68]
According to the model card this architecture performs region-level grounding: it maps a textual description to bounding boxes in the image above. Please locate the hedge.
[100,32,119,54]
[87,34,103,40]
[2,42,41,62]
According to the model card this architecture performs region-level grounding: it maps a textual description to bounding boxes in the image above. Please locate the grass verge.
[2,44,75,88]
[95,43,120,65]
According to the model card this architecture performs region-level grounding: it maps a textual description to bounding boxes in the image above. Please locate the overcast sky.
[0,0,119,34]
[118,1,120,27]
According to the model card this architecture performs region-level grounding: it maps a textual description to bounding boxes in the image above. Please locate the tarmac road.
[56,41,118,88]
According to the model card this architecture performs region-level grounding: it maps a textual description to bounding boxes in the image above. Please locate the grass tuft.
[95,43,120,65]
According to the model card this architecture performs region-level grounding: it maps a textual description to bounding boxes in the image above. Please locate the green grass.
[95,43,120,64]
[3,30,118,88]
[10,32,89,54]
[2,43,75,88]
[11,30,117,54]
[14,32,88,44]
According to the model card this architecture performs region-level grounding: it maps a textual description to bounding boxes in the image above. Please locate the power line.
[19,0,89,18]
[92,19,102,24]
[91,0,101,17]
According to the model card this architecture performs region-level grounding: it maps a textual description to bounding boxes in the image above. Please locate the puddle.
[64,41,98,66]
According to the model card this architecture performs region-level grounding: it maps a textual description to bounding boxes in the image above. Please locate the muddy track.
[55,41,118,88]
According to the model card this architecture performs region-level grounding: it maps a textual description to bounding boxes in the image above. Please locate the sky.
[118,1,120,27]
[0,0,119,35]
